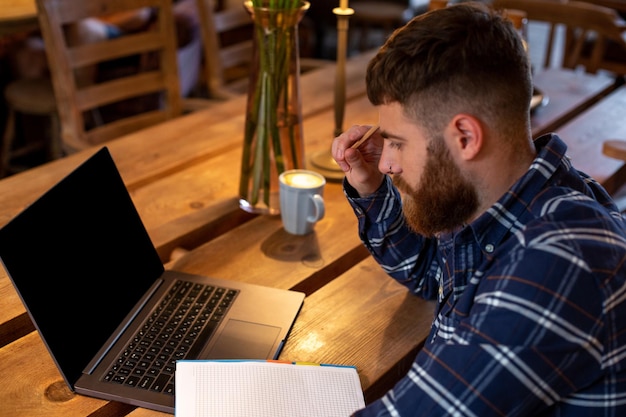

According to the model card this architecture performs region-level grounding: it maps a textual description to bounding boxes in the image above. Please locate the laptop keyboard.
[103,279,238,394]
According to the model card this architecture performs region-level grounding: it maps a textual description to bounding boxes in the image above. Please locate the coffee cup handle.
[307,194,325,223]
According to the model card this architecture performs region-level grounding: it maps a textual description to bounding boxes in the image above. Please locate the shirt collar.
[457,133,567,254]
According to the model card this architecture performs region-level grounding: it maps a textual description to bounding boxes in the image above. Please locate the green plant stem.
[240,1,304,209]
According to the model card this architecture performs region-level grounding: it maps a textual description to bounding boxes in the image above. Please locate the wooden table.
[0,0,38,36]
[0,51,624,416]
[556,84,626,194]
[579,0,626,14]
[531,69,626,193]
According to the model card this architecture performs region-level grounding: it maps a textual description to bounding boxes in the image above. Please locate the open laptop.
[0,147,305,414]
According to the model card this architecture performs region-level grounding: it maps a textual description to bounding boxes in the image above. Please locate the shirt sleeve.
[343,176,440,299]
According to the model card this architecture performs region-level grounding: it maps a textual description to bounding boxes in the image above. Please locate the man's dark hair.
[366,2,533,137]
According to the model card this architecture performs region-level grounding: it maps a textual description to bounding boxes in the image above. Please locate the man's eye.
[388,141,402,150]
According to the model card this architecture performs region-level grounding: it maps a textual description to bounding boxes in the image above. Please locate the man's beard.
[393,138,478,236]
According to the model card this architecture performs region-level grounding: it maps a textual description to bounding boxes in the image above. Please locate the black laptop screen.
[0,147,165,387]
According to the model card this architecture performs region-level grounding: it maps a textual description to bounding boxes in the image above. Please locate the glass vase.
[238,0,309,214]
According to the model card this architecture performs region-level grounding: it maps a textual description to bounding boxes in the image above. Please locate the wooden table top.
[0,51,624,416]
[0,0,37,36]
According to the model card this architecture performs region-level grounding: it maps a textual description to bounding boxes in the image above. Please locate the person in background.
[332,2,626,416]
[67,0,201,96]
[9,0,201,96]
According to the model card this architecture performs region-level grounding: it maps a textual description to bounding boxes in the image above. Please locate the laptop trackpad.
[207,319,281,359]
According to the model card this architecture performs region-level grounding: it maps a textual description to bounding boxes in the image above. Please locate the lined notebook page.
[175,360,365,417]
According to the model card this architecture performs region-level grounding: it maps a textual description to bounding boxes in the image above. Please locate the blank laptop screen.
[0,147,164,386]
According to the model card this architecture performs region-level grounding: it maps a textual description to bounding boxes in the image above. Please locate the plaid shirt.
[348,134,626,416]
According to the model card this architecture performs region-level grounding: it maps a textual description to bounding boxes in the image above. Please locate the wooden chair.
[492,0,626,76]
[195,0,254,99]
[0,77,61,177]
[428,0,450,10]
[1,34,62,177]
[350,1,408,52]
[34,0,184,153]
[194,0,331,101]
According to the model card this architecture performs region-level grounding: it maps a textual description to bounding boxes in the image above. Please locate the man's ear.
[447,114,483,161]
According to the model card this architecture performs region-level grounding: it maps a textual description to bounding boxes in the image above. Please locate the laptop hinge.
[83,279,163,374]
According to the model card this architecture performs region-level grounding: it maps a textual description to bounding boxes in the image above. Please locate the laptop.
[0,147,305,414]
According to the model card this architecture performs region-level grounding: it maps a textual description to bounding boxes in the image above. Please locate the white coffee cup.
[279,169,326,235]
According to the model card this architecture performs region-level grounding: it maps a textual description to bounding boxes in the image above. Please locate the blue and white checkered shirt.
[348,134,626,416]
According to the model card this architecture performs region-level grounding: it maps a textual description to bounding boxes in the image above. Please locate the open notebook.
[0,147,304,414]
[175,360,365,417]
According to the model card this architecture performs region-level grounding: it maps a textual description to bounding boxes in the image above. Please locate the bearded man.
[331,2,626,416]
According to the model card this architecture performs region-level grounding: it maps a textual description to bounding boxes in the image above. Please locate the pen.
[350,125,379,149]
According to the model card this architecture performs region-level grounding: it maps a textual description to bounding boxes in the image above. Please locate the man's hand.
[332,125,385,197]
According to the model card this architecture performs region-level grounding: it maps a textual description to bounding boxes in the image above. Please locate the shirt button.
[485,244,494,253]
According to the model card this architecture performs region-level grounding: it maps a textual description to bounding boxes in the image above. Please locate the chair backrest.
[429,0,449,10]
[35,0,183,152]
[492,0,626,74]
[195,0,328,99]
[196,0,254,98]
